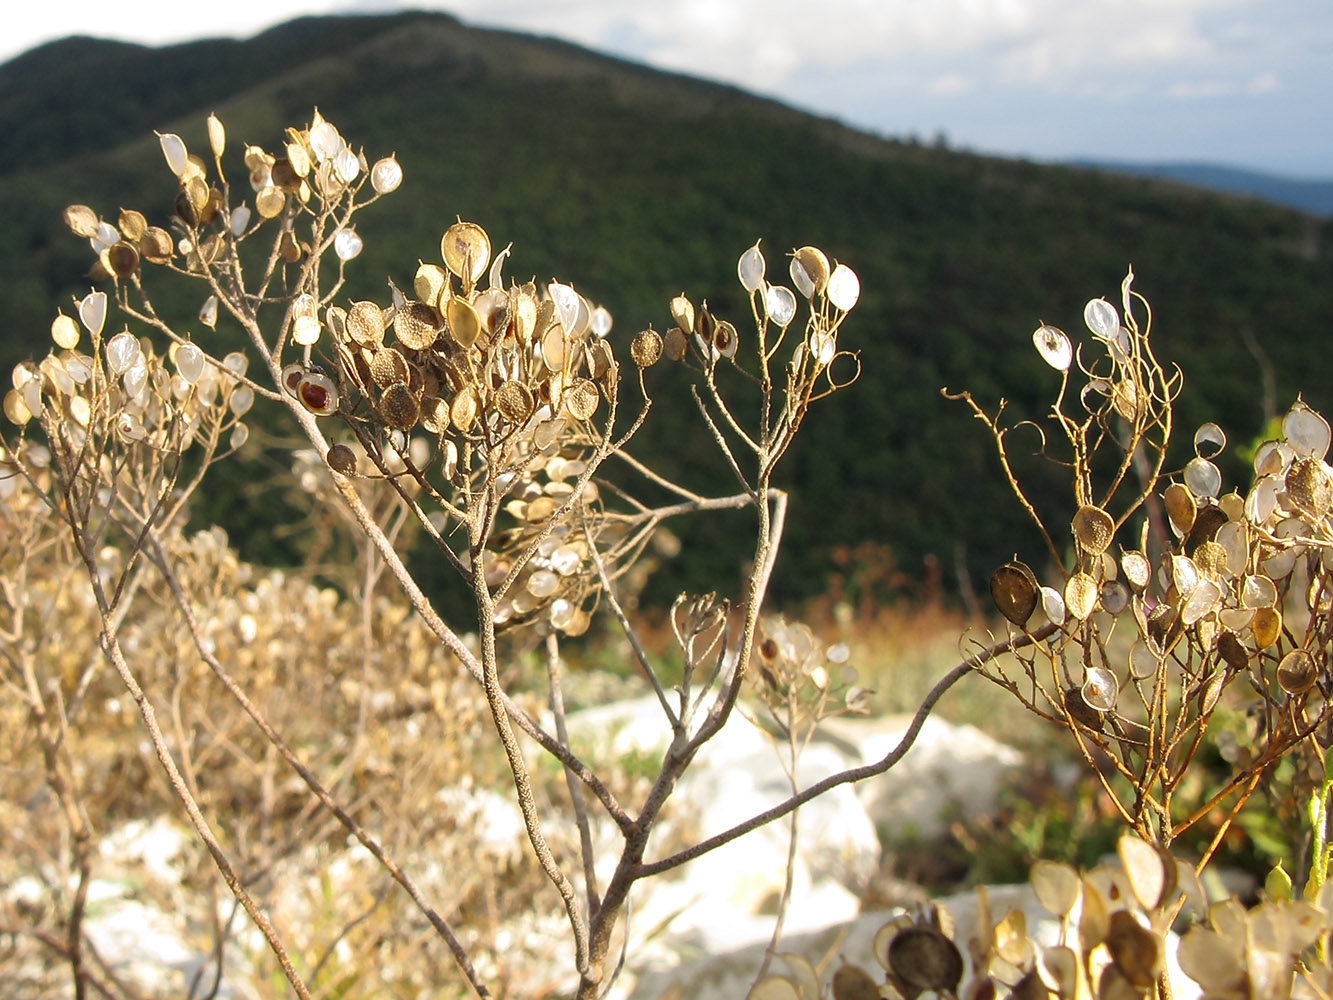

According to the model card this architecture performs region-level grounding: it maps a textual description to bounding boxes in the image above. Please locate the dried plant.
[2,108,1030,1000]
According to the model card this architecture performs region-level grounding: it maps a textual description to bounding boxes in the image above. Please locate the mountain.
[1072,161,1333,217]
[2,11,1330,603]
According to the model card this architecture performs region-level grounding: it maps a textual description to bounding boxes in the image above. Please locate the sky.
[7,1,1331,177]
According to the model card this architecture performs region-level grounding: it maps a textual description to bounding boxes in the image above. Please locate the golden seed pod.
[1286,458,1332,515]
[1163,483,1196,536]
[669,294,695,334]
[51,313,80,350]
[792,245,831,297]
[1192,540,1228,578]
[512,286,539,346]
[326,443,357,475]
[101,241,140,279]
[564,378,600,421]
[369,347,409,389]
[255,186,286,219]
[440,221,490,284]
[63,204,101,239]
[346,300,386,347]
[989,561,1038,625]
[1277,649,1318,695]
[140,227,174,264]
[1251,606,1282,649]
[446,296,481,349]
[1064,572,1099,621]
[421,397,447,434]
[414,263,449,309]
[475,288,511,340]
[1071,504,1114,554]
[117,208,147,242]
[495,380,534,423]
[206,112,225,159]
[631,328,664,367]
[1121,550,1150,589]
[450,385,479,431]
[379,382,420,430]
[394,300,442,351]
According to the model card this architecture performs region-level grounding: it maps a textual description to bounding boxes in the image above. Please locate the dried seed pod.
[447,296,481,349]
[394,301,441,351]
[1164,483,1196,536]
[495,380,534,423]
[990,561,1039,625]
[1121,550,1150,589]
[664,326,689,362]
[831,964,879,1000]
[1072,505,1114,554]
[1031,860,1081,917]
[1033,325,1072,371]
[1081,667,1118,712]
[346,300,386,347]
[669,294,695,334]
[791,246,830,298]
[631,328,664,367]
[1064,572,1099,621]
[1284,399,1331,459]
[379,382,419,430]
[441,221,490,284]
[1252,606,1282,648]
[1286,457,1332,515]
[1106,911,1161,990]
[117,209,147,242]
[296,373,338,416]
[1192,540,1228,578]
[887,927,963,994]
[1217,631,1248,672]
[326,443,357,475]
[713,320,739,359]
[370,347,409,389]
[564,378,600,421]
[450,386,479,431]
[1277,649,1318,695]
[1099,581,1130,616]
[63,204,101,239]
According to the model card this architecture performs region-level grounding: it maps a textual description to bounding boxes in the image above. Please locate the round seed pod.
[564,378,600,421]
[1072,505,1114,554]
[1164,483,1196,536]
[280,362,305,399]
[631,328,663,367]
[440,221,490,284]
[450,385,478,431]
[831,964,879,1000]
[1065,572,1099,621]
[1081,667,1118,712]
[118,209,147,242]
[414,262,449,308]
[63,204,101,239]
[1286,458,1332,516]
[394,300,442,351]
[447,296,481,349]
[380,382,419,430]
[370,348,409,389]
[296,373,338,416]
[1217,631,1249,672]
[101,241,139,279]
[1192,540,1228,578]
[326,443,357,475]
[990,561,1039,625]
[886,926,962,994]
[1121,550,1151,589]
[791,246,831,298]
[664,327,688,362]
[1065,685,1104,731]
[1277,649,1318,695]
[495,380,534,424]
[139,227,174,264]
[346,300,386,347]
[1252,606,1282,649]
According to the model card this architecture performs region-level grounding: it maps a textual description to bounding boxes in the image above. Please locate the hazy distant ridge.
[1072,160,1333,217]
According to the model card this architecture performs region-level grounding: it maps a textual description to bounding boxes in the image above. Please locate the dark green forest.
[3,10,1330,604]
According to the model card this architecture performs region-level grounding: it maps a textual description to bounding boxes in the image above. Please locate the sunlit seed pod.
[495,380,534,424]
[1170,555,1199,598]
[667,293,695,334]
[379,383,419,430]
[225,384,254,418]
[255,186,286,219]
[158,132,188,176]
[63,204,101,239]
[1065,572,1099,621]
[279,362,306,400]
[223,422,246,450]
[737,241,765,292]
[1100,581,1130,616]
[440,221,490,284]
[1127,641,1159,681]
[826,263,860,311]
[764,284,798,327]
[526,496,557,523]
[333,228,363,261]
[439,438,459,480]
[48,312,80,351]
[1283,399,1331,459]
[989,561,1039,625]
[1110,379,1138,421]
[369,154,403,194]
[450,386,479,431]
[174,342,206,384]
[626,328,664,368]
[39,356,73,397]
[1251,606,1282,648]
[790,246,829,299]
[1240,573,1277,609]
[75,291,108,340]
[1184,457,1222,499]
[712,320,739,359]
[1262,547,1298,580]
[564,378,600,421]
[290,315,320,347]
[1117,551,1148,590]
[1276,649,1318,695]
[3,388,31,425]
[105,330,141,374]
[114,209,147,244]
[1031,860,1081,918]
[390,300,440,351]
[1181,579,1221,625]
[1037,585,1066,625]
[1163,483,1195,536]
[138,226,174,265]
[1032,325,1072,371]
[1084,297,1119,340]
[413,263,449,309]
[590,304,613,339]
[296,373,338,416]
[474,288,511,339]
[1285,457,1332,515]
[1071,504,1114,554]
[1253,439,1289,477]
[886,926,963,994]
[1211,521,1247,577]
[1191,422,1226,459]
[1245,474,1282,525]
[333,146,360,183]
[445,297,480,350]
[526,569,560,599]
[114,411,145,441]
[1218,608,1254,635]
[345,300,386,347]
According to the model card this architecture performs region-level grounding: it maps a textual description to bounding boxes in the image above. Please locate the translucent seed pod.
[738,241,765,292]
[1033,325,1072,371]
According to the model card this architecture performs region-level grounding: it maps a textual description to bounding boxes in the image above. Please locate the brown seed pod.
[1286,458,1333,516]
[139,227,174,264]
[1192,540,1228,578]
[1277,649,1318,695]
[990,561,1039,625]
[394,300,442,351]
[1072,504,1114,554]
[326,443,357,475]
[370,347,409,389]
[379,382,420,430]
[296,373,338,416]
[414,262,449,309]
[1218,631,1249,672]
[346,300,386,347]
[631,328,664,367]
[1106,911,1161,990]
[886,926,963,994]
[792,245,831,297]
[255,186,286,219]
[563,378,600,421]
[831,964,880,1000]
[1184,503,1228,550]
[1064,685,1104,731]
[63,204,101,239]
[495,380,534,424]
[102,241,140,279]
[1164,482,1196,536]
[117,209,147,242]
[664,326,689,362]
